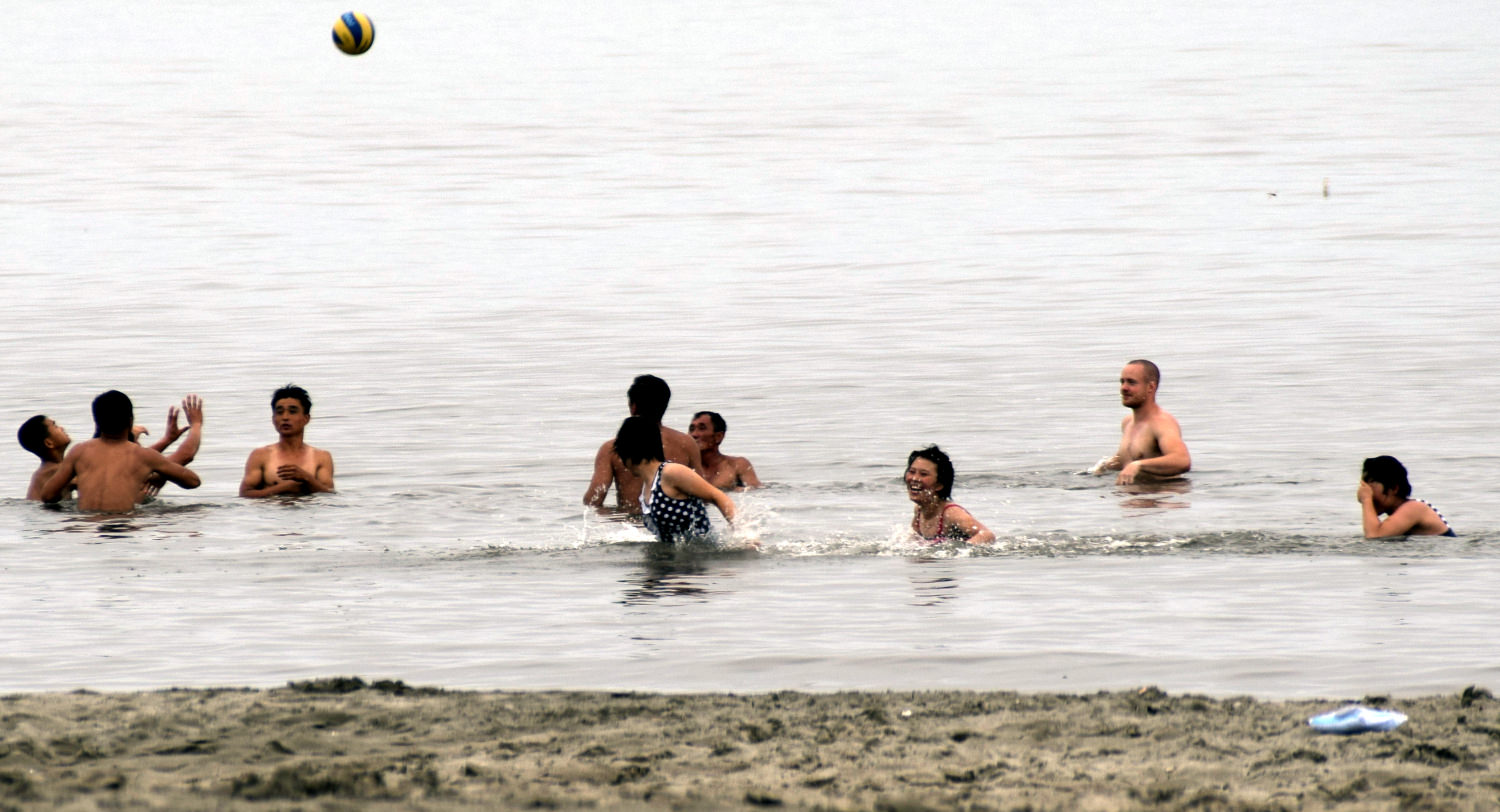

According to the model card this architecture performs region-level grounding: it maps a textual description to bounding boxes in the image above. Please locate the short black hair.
[1362,455,1412,500]
[92,390,134,437]
[18,415,49,458]
[627,375,671,423]
[614,416,665,467]
[273,384,312,413]
[1126,359,1161,386]
[693,410,726,434]
[907,445,955,500]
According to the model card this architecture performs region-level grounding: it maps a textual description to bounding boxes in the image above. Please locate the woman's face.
[905,458,942,504]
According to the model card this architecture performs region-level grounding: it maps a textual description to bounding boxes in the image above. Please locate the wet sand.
[1,679,1497,810]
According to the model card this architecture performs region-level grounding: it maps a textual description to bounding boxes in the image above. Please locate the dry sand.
[1,678,1498,810]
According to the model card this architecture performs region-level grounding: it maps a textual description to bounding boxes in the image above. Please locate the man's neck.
[700,447,725,468]
[277,435,307,451]
[1130,400,1161,420]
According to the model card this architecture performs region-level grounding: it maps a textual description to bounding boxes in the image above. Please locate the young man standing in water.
[584,374,703,513]
[21,397,204,501]
[687,411,761,491]
[1091,359,1191,485]
[40,390,202,512]
[240,384,335,497]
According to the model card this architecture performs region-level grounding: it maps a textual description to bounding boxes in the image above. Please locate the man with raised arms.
[1092,359,1191,485]
[687,411,761,491]
[21,397,204,501]
[240,384,335,498]
[584,374,703,513]
[40,390,202,512]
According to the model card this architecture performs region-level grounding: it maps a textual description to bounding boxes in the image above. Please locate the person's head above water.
[91,390,134,438]
[1126,359,1161,386]
[614,416,665,468]
[627,375,670,423]
[18,415,59,459]
[272,384,312,414]
[906,445,955,501]
[1362,455,1412,500]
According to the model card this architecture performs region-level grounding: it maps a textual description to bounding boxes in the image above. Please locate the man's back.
[47,438,200,512]
[588,425,703,513]
[67,440,168,512]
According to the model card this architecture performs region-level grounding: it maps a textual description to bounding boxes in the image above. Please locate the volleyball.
[332,11,375,55]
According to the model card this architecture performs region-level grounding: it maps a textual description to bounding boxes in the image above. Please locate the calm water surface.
[1,0,1498,697]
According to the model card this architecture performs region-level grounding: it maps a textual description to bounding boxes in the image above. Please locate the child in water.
[615,416,736,542]
[1357,455,1454,537]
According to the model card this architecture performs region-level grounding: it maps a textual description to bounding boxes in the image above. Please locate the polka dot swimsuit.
[642,464,712,542]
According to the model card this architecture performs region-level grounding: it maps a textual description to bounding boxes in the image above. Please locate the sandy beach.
[0,679,1496,810]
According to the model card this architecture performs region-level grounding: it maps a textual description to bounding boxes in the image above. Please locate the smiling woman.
[904,446,995,546]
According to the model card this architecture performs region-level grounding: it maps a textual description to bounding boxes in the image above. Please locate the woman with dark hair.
[1358,455,1454,537]
[615,416,736,542]
[905,445,994,546]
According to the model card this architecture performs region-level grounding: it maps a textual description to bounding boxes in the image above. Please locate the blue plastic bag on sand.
[1308,705,1407,734]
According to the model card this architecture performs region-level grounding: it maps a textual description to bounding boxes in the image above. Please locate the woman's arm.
[662,463,736,525]
[945,504,995,545]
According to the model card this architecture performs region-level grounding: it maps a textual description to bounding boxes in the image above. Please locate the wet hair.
[693,410,726,434]
[272,384,312,413]
[1126,359,1161,386]
[614,416,665,467]
[627,375,671,423]
[92,390,134,437]
[18,415,50,458]
[1362,455,1412,500]
[907,445,955,501]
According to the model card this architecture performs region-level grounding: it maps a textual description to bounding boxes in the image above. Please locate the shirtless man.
[239,384,335,498]
[584,375,704,513]
[24,395,204,502]
[1091,359,1191,485]
[39,390,201,512]
[687,411,761,491]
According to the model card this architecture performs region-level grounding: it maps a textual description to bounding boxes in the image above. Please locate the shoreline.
[1,679,1496,810]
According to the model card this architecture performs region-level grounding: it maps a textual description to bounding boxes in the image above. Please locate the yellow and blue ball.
[332,11,375,55]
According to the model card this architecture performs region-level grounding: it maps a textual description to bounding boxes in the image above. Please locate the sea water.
[1,0,1498,697]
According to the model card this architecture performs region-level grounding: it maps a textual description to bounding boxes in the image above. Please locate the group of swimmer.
[579,362,1454,544]
[18,385,334,513]
[20,364,1454,542]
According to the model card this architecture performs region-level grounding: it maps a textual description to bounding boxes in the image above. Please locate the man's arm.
[167,395,204,465]
[1117,418,1191,484]
[146,406,184,454]
[145,448,200,490]
[734,457,762,489]
[583,441,614,507]
[39,456,78,503]
[276,451,334,494]
[240,448,296,498]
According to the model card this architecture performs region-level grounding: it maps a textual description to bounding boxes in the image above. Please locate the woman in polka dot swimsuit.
[614,416,736,542]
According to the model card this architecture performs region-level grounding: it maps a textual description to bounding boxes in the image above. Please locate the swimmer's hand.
[1357,480,1374,505]
[140,473,165,499]
[1088,455,1119,476]
[162,405,185,445]
[277,464,316,487]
